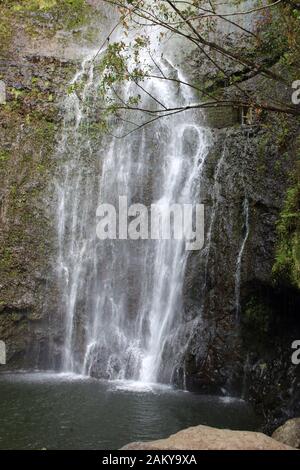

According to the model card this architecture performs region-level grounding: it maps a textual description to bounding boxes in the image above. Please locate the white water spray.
[54,19,210,384]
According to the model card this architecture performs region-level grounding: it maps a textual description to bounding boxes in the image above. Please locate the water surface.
[0,373,261,450]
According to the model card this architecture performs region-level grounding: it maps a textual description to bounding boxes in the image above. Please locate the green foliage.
[99,38,148,93]
[0,5,13,52]
[0,248,13,270]
[254,2,300,80]
[1,0,93,33]
[11,0,58,10]
[96,0,300,123]
[0,150,9,164]
[243,297,272,335]
[273,167,300,289]
[95,37,149,125]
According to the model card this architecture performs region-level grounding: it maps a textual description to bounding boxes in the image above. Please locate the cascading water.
[203,142,228,291]
[235,197,250,318]
[54,20,209,385]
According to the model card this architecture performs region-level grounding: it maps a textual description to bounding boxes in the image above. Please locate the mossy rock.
[273,173,300,289]
[204,106,240,129]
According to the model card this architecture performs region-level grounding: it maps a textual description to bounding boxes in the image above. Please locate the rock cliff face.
[176,10,300,430]
[182,119,300,431]
[0,52,65,368]
[0,0,299,432]
[0,0,104,369]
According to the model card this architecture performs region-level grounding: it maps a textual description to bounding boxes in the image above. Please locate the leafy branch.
[92,0,300,136]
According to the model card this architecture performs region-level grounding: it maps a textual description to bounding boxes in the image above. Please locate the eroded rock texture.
[122,424,295,450]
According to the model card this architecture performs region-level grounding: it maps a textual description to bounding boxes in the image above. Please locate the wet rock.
[183,120,300,427]
[0,2,85,371]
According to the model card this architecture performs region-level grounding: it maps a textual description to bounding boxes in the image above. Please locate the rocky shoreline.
[122,420,300,451]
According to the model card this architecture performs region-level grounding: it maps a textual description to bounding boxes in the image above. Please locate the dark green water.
[0,373,261,450]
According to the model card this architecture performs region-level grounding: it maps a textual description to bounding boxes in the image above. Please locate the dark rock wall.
[175,3,300,429]
[183,112,300,430]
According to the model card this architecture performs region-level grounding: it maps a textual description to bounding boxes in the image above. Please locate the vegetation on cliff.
[273,165,300,289]
[0,0,94,364]
[94,0,300,137]
[0,0,97,50]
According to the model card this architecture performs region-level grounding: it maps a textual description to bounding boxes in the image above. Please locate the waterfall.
[235,197,250,318]
[54,22,209,385]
